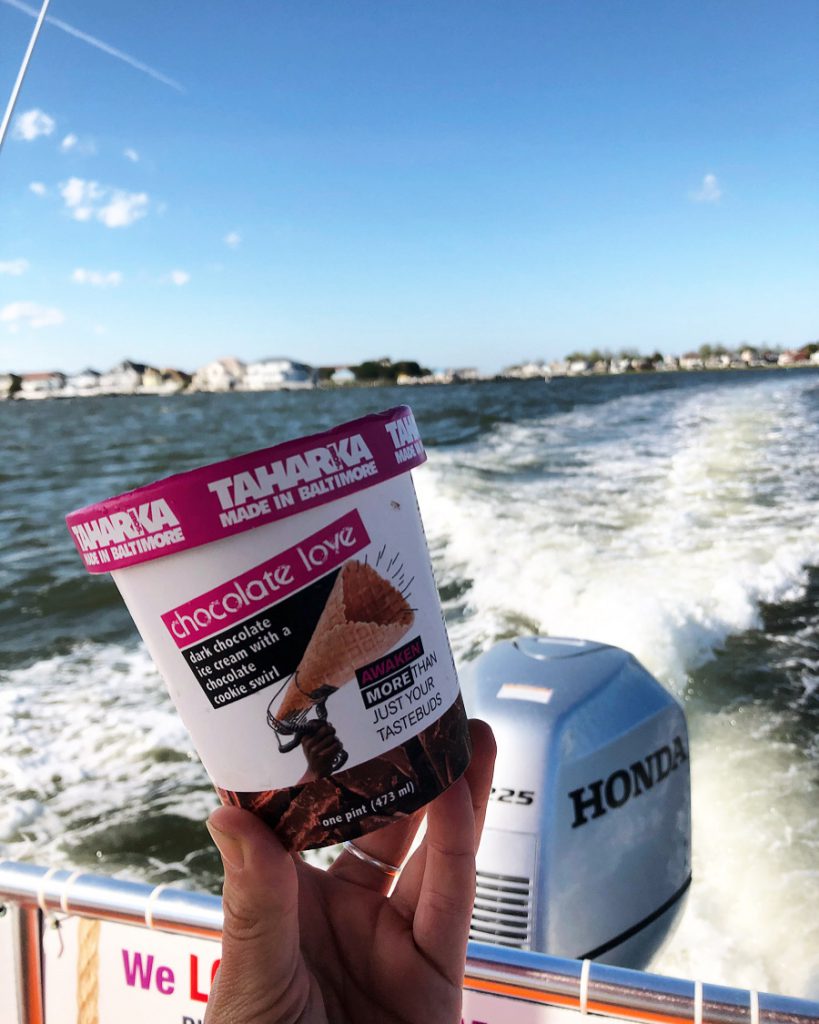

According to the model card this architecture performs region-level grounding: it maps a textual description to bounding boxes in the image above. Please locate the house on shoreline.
[241,357,315,390]
[4,355,318,399]
[98,360,148,395]
[190,357,245,392]
[63,368,102,396]
[142,366,191,394]
[18,371,66,399]
[3,346,818,400]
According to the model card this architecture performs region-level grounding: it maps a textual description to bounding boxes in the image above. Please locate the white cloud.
[0,258,30,276]
[72,268,123,287]
[60,176,103,221]
[690,173,722,203]
[12,108,55,141]
[98,191,149,227]
[0,301,65,331]
[29,182,47,196]
[165,269,191,286]
[59,177,149,227]
[224,231,241,248]
[59,133,96,156]
[124,148,139,162]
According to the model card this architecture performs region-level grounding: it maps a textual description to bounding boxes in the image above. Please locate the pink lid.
[66,406,426,574]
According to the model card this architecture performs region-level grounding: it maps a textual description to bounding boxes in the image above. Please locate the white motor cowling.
[461,637,691,968]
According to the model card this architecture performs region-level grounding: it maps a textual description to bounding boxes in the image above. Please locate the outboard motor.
[462,637,691,968]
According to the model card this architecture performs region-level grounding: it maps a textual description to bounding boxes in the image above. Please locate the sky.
[0,0,817,376]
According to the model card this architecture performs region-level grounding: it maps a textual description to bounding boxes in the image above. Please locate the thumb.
[204,806,307,1023]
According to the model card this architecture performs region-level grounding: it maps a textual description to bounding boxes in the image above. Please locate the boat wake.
[414,373,819,997]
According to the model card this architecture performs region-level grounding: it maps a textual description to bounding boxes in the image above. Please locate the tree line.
[318,358,432,383]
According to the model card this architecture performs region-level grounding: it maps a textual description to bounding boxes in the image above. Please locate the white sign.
[463,987,585,1024]
[39,914,589,1024]
[43,917,221,1024]
[0,907,21,1022]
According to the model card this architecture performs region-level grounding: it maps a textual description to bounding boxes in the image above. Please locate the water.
[1,369,817,997]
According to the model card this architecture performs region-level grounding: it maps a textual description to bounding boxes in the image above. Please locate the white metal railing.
[1,859,817,1024]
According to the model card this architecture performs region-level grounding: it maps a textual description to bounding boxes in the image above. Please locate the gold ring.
[341,840,401,877]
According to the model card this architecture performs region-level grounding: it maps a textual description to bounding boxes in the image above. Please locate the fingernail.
[207,819,245,870]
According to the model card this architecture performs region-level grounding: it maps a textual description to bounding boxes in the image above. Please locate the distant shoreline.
[3,361,818,403]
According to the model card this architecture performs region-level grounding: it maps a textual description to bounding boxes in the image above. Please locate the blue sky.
[1,0,817,374]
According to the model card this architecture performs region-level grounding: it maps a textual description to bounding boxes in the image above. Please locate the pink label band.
[66,406,424,573]
[161,509,370,648]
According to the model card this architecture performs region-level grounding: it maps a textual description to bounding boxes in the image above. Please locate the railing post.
[11,904,44,1024]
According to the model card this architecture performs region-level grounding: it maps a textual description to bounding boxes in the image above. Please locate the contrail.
[1,0,186,93]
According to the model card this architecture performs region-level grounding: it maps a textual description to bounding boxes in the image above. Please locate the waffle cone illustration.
[268,558,415,772]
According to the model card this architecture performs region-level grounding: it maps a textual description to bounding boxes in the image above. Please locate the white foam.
[414,373,819,997]
[0,643,213,867]
[416,376,819,689]
[653,703,819,998]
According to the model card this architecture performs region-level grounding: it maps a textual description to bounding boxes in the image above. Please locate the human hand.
[300,722,345,778]
[204,718,496,1024]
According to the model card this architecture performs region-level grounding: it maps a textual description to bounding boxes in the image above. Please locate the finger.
[328,809,425,894]
[412,774,477,986]
[391,718,496,918]
[204,806,311,1023]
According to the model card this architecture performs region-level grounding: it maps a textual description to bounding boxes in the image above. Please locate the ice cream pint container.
[66,406,471,850]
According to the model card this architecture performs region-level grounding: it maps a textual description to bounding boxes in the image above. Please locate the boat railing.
[1,859,817,1024]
